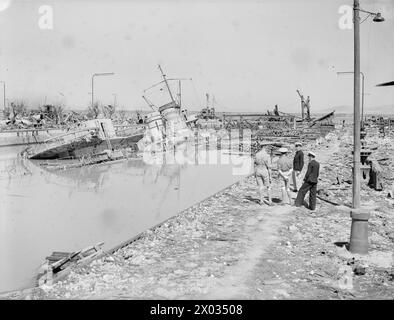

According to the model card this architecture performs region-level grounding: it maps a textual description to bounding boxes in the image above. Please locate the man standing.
[295,151,320,210]
[367,157,384,191]
[292,142,304,192]
[277,147,293,205]
[254,145,273,206]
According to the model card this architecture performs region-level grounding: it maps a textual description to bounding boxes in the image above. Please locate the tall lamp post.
[349,0,384,254]
[337,71,365,127]
[352,1,384,209]
[58,92,64,106]
[0,81,5,112]
[91,73,115,108]
[112,93,117,108]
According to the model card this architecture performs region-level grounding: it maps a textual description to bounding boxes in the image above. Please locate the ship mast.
[158,64,175,103]
[142,95,156,111]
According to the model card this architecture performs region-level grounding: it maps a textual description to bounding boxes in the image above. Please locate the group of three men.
[254,142,320,210]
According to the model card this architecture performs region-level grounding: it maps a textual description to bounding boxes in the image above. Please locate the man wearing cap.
[295,151,320,210]
[367,157,384,191]
[254,145,273,206]
[277,147,293,205]
[292,142,304,192]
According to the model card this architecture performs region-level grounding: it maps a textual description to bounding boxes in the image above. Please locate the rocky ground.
[2,127,393,300]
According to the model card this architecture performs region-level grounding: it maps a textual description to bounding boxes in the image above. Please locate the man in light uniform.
[277,147,293,205]
[254,145,273,206]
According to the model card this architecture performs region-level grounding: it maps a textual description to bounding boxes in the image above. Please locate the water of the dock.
[0,144,252,293]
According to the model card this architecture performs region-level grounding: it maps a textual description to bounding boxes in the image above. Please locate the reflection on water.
[0,145,252,293]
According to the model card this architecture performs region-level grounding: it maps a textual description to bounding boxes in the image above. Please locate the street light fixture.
[91,72,115,108]
[349,0,385,255]
[337,71,365,127]
[358,7,385,23]
[372,12,385,23]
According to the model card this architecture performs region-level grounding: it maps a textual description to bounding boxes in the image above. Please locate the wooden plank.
[51,250,82,270]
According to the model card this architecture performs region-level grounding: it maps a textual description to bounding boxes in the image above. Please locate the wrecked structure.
[219,104,335,149]
[138,65,194,152]
[296,89,311,121]
[25,118,143,161]
[195,93,222,129]
[364,115,394,137]
[309,111,335,136]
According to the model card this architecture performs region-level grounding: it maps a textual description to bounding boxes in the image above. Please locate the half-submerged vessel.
[25,118,144,160]
[138,65,193,152]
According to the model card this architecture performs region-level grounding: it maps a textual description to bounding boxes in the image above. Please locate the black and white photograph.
[0,0,393,304]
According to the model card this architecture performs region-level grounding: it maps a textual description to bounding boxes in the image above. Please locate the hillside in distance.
[319,105,394,115]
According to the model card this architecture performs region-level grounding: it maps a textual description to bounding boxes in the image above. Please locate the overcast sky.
[0,0,393,113]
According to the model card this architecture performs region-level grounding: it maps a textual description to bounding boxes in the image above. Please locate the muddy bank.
[2,128,393,300]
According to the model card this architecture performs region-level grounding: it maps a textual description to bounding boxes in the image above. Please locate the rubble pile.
[0,107,86,130]
[316,128,394,208]
[250,201,394,299]
[0,107,141,131]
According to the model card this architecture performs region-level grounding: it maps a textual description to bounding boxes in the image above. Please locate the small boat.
[37,242,105,286]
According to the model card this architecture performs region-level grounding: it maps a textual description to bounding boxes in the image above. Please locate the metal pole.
[158,65,175,103]
[349,0,384,255]
[3,82,5,112]
[0,81,5,112]
[91,73,115,109]
[361,72,365,128]
[296,90,304,120]
[353,0,361,209]
[337,71,365,128]
[178,80,181,107]
[91,75,95,108]
[113,93,117,108]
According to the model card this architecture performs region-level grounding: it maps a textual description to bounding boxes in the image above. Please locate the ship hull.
[27,134,143,160]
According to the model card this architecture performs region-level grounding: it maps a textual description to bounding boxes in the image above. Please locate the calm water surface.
[0,145,252,293]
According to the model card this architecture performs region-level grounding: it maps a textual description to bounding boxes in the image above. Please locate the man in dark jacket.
[292,142,304,192]
[295,151,320,210]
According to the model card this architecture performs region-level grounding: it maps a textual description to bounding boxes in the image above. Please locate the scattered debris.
[353,265,366,276]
